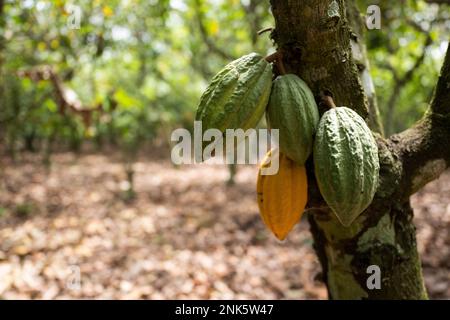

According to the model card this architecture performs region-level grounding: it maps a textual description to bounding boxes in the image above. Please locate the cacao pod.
[267,74,319,165]
[313,106,379,226]
[195,53,272,145]
[256,149,308,240]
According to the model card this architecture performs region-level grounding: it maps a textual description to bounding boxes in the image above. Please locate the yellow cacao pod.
[256,149,308,240]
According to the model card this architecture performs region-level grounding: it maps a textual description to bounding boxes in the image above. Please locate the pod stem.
[264,51,279,63]
[264,50,286,75]
[321,93,337,109]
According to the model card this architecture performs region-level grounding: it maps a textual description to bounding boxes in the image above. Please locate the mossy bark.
[270,0,450,299]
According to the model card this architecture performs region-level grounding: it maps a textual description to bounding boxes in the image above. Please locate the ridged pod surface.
[313,107,379,226]
[267,74,319,165]
[256,149,308,240]
[195,53,272,135]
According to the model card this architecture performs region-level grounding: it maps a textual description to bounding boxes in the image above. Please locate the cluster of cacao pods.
[195,52,379,240]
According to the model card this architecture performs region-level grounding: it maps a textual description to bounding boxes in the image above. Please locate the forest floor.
[0,150,448,299]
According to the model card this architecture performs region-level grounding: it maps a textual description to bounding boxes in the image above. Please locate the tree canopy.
[1,0,448,156]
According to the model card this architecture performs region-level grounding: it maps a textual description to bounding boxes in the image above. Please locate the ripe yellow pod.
[256,149,308,240]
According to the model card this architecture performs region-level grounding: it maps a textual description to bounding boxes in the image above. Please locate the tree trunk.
[270,0,450,299]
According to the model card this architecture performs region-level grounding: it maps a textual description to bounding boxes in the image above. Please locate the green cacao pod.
[313,107,379,226]
[267,74,319,165]
[195,52,272,136]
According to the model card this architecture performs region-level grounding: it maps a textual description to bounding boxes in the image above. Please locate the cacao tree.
[269,0,449,299]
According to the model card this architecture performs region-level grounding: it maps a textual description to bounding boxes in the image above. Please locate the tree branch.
[241,0,260,46]
[17,66,103,127]
[430,44,450,115]
[194,0,236,61]
[389,42,450,198]
[384,34,433,135]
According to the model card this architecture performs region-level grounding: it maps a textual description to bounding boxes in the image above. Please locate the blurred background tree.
[0,0,274,186]
[0,0,449,166]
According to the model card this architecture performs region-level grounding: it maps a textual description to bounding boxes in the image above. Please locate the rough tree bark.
[270,0,450,299]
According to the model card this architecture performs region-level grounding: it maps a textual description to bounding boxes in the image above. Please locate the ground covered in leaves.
[0,151,448,299]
